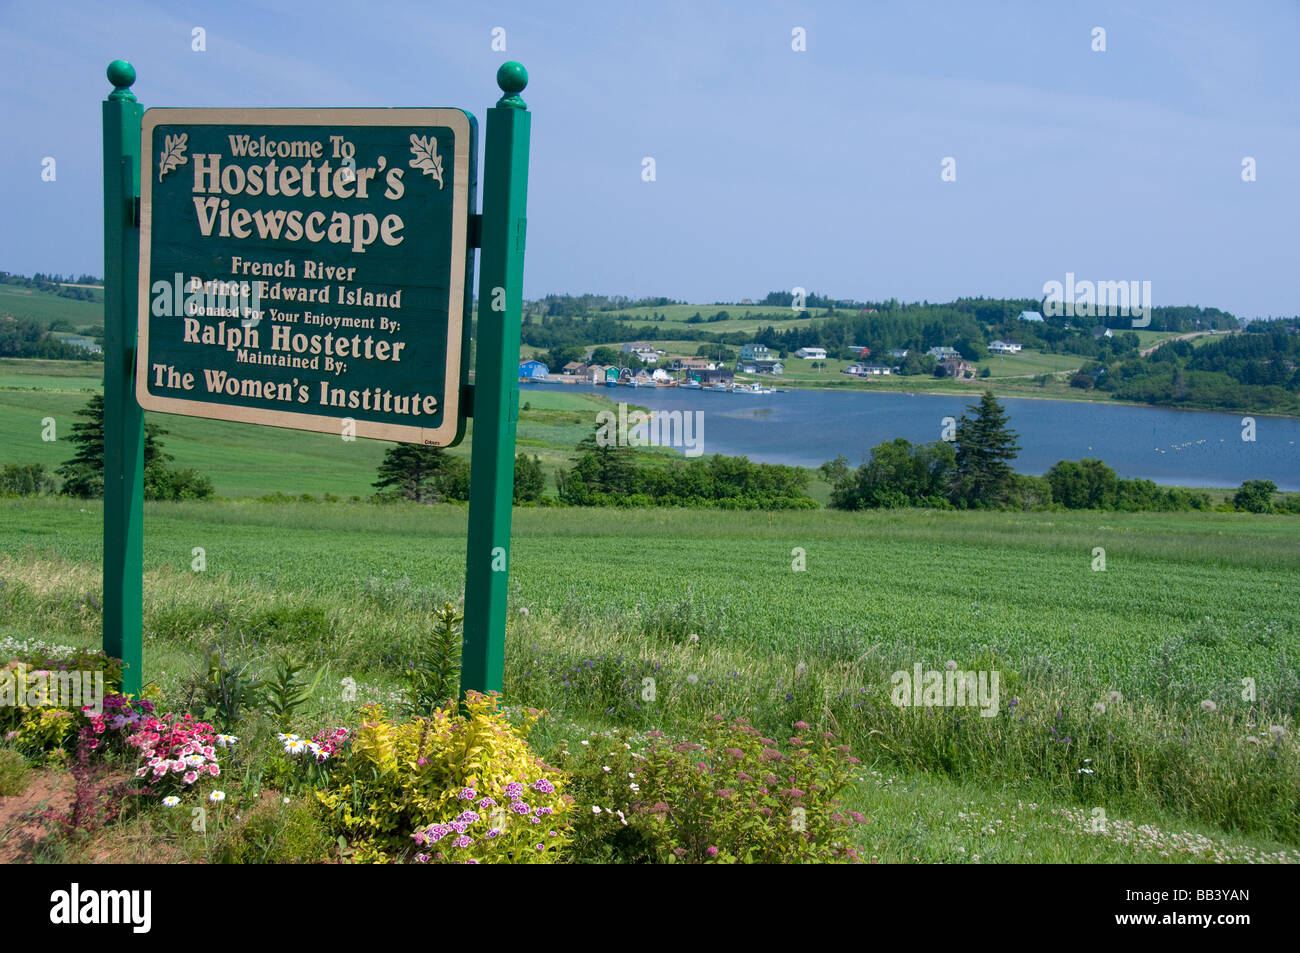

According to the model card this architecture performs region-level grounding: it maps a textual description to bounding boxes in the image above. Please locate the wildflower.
[208,790,226,803]
[795,662,807,677]
[504,781,524,799]
[688,633,699,643]
[477,797,498,810]
[1078,768,1094,775]
[485,829,502,839]
[1201,700,1218,713]
[945,660,958,671]
[453,835,472,849]
[592,805,602,814]
[706,846,719,857]
[161,796,180,808]
[1107,691,1123,704]
[535,844,544,851]
[531,778,555,794]
[602,766,611,773]
[284,738,308,755]
[216,734,238,748]
[182,771,198,785]
[1093,703,1106,714]
[458,787,477,800]
[276,733,300,743]
[415,853,430,863]
[686,674,699,685]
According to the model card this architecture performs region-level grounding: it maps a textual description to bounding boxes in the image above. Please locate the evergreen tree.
[373,444,468,503]
[576,426,637,495]
[56,394,175,498]
[951,391,1020,506]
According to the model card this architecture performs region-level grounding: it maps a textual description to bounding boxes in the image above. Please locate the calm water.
[523,381,1300,491]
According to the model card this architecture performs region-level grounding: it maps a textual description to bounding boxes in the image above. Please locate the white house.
[621,342,661,363]
[859,364,893,375]
[927,346,960,360]
[988,340,1022,355]
[795,347,827,360]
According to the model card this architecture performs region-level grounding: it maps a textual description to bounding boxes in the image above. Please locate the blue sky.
[2,0,1298,317]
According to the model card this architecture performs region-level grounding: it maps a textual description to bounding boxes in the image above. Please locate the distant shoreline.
[525,374,1300,421]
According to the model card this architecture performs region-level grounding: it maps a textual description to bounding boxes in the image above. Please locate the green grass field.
[1,498,1297,861]
[0,285,103,329]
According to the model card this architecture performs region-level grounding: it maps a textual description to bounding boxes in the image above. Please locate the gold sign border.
[136,107,471,446]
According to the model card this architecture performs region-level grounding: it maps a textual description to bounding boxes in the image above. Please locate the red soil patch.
[0,769,73,863]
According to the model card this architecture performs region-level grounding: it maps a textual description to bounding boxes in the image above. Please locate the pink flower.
[183,771,198,785]
[706,846,719,857]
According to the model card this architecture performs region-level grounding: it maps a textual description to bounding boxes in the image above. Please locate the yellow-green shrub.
[318,692,571,863]
[15,707,77,760]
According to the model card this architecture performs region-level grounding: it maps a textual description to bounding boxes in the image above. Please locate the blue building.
[518,360,549,379]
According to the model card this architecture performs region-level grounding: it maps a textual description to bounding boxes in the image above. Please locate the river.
[521,381,1300,491]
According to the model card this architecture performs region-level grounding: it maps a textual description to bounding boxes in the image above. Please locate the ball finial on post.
[495,61,528,109]
[107,60,137,102]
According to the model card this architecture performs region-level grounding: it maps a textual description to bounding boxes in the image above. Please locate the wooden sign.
[136,108,476,445]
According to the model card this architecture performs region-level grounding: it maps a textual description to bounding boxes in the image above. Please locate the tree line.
[820,392,1297,514]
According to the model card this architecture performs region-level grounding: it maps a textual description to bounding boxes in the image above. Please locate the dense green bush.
[558,429,816,509]
[0,463,57,496]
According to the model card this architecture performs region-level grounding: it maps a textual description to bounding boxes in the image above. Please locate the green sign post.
[100,60,530,698]
[102,61,145,696]
[462,64,530,695]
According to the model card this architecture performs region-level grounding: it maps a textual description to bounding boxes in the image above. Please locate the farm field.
[0,284,102,329]
[1,499,1297,860]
